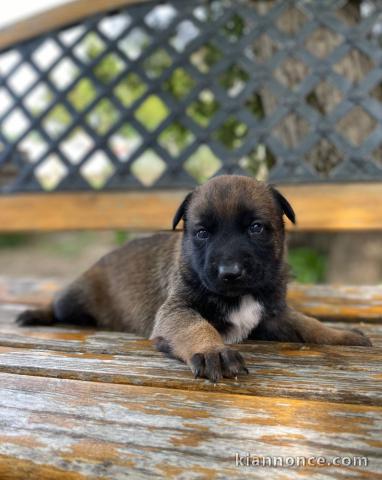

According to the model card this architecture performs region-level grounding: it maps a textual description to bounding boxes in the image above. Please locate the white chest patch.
[223,295,263,344]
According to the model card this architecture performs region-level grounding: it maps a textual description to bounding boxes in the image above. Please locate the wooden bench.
[1,1,382,478]
[1,281,382,479]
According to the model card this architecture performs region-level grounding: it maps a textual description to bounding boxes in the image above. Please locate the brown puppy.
[17,175,371,381]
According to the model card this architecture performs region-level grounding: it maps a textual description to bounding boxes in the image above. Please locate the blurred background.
[0,0,382,285]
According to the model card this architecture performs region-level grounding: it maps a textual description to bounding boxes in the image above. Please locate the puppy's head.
[173,175,295,297]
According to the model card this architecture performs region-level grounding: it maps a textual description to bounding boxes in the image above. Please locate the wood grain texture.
[0,333,380,405]
[0,298,381,478]
[0,277,60,307]
[1,304,381,346]
[0,192,187,232]
[1,184,382,232]
[0,0,149,51]
[0,322,380,358]
[1,303,382,349]
[0,373,381,479]
[1,277,381,323]
[288,284,382,322]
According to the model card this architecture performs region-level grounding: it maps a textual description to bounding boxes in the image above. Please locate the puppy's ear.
[172,192,193,230]
[270,187,296,225]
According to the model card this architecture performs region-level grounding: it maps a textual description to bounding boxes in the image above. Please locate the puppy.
[17,175,371,381]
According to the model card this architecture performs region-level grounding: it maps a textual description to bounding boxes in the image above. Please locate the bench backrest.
[1,0,382,232]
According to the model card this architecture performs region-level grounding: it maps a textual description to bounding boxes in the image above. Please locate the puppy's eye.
[248,222,264,235]
[195,229,209,240]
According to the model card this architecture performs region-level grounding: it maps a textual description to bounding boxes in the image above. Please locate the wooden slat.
[288,284,382,322]
[1,302,382,346]
[0,0,149,51]
[1,321,381,354]
[281,183,382,231]
[0,191,188,232]
[1,184,382,232]
[0,334,381,405]
[2,303,380,405]
[1,373,381,479]
[1,304,382,349]
[1,277,381,323]
[0,278,61,307]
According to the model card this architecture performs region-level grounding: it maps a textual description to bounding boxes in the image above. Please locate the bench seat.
[0,277,381,479]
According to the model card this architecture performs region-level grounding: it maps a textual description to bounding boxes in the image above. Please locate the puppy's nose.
[218,263,243,282]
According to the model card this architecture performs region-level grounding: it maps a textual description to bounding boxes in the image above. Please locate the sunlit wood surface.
[2,184,382,232]
[0,282,381,478]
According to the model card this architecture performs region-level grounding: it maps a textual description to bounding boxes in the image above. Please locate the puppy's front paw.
[190,346,248,383]
[341,328,372,347]
[349,328,372,347]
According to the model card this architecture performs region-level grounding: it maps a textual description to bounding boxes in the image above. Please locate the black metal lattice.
[1,0,382,193]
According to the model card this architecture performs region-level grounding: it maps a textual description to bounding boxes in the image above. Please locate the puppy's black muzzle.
[218,262,243,283]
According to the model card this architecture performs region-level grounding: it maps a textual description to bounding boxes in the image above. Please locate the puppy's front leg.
[257,308,372,346]
[151,299,248,382]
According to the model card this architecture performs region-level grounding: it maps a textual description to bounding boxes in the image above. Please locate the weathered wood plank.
[0,192,187,232]
[0,0,149,51]
[1,277,382,322]
[0,278,60,307]
[1,304,382,349]
[288,284,382,322]
[0,319,382,353]
[2,184,382,233]
[0,304,381,407]
[0,321,381,353]
[0,337,380,405]
[0,373,381,479]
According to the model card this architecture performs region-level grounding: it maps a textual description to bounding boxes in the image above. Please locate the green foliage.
[240,145,276,180]
[159,120,194,156]
[192,42,223,73]
[184,145,221,183]
[114,231,130,246]
[144,49,172,78]
[46,104,71,126]
[213,117,248,150]
[288,247,327,284]
[0,234,30,248]
[93,54,124,85]
[68,78,97,111]
[114,73,147,108]
[222,13,246,42]
[87,99,120,134]
[163,68,195,100]
[43,232,97,257]
[186,90,219,127]
[245,91,264,118]
[135,95,168,131]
